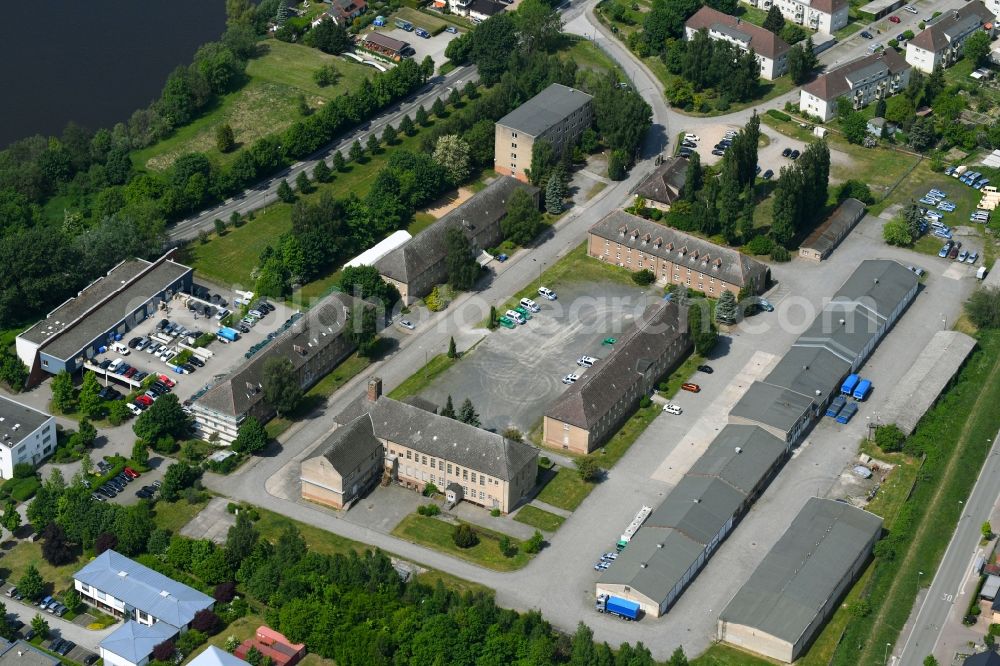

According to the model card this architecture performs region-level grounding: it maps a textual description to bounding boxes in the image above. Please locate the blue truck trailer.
[825,395,847,418]
[595,594,640,620]
[217,327,240,342]
[852,379,872,401]
[836,402,859,424]
[841,374,859,396]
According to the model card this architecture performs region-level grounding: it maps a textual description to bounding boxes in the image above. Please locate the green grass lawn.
[566,38,621,73]
[513,505,566,532]
[591,403,660,468]
[392,513,533,571]
[692,644,778,665]
[388,353,456,400]
[152,497,211,534]
[658,351,703,399]
[0,542,83,596]
[181,100,469,288]
[134,41,376,172]
[536,466,595,512]
[408,212,438,235]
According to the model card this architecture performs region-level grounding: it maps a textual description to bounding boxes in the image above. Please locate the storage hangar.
[16,252,193,387]
[717,497,883,663]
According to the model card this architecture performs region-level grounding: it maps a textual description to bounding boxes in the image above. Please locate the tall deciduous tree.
[232,416,268,455]
[261,357,302,416]
[501,189,542,245]
[433,135,471,185]
[445,227,479,290]
[133,393,190,443]
[469,13,519,85]
[78,371,102,419]
[18,564,44,600]
[51,371,76,413]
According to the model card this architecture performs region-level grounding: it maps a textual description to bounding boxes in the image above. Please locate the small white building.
[905,2,996,73]
[799,49,911,121]
[740,0,848,34]
[0,396,55,479]
[100,621,178,666]
[685,7,791,80]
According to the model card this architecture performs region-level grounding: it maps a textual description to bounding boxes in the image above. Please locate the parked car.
[498,316,516,329]
[762,169,774,180]
[781,147,792,157]
[681,383,701,393]
[888,14,900,22]
[967,251,979,264]
[157,374,176,388]
[697,365,713,374]
[860,30,873,38]
[903,4,917,12]
[538,287,557,300]
[124,467,141,479]
[562,373,580,385]
[577,356,599,368]
[399,319,415,330]
[662,403,682,415]
[789,149,800,160]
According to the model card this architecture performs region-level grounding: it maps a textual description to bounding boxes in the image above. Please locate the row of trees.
[771,140,830,245]
[664,30,764,104]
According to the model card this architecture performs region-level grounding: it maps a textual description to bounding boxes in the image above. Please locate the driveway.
[1,589,115,652]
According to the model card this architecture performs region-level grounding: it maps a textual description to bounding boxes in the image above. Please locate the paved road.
[167,64,479,242]
[896,430,1000,665]
[3,594,115,652]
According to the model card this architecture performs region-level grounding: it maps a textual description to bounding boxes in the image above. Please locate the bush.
[743,235,774,256]
[837,179,875,205]
[1,476,40,502]
[767,109,791,122]
[452,523,479,548]
[575,457,600,482]
[13,463,34,479]
[422,483,439,497]
[874,424,906,452]
[770,245,790,262]
[524,530,544,554]
[965,287,1000,329]
[632,269,655,285]
[499,535,518,558]
[416,504,440,516]
[490,508,501,517]
[639,395,651,408]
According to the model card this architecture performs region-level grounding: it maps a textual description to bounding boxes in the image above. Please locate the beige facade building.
[685,7,791,80]
[633,157,688,212]
[494,83,593,183]
[587,210,770,298]
[799,50,911,122]
[741,0,848,34]
[302,379,538,512]
[906,2,996,73]
[543,300,690,453]
[375,177,539,305]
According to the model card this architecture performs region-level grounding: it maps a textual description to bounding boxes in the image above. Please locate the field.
[388,353,457,400]
[133,41,375,172]
[536,466,595,511]
[513,505,566,532]
[592,403,660,467]
[0,541,81,596]
[392,513,533,571]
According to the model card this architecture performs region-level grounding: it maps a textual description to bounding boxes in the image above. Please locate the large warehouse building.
[717,497,883,662]
[596,260,916,616]
[16,252,193,387]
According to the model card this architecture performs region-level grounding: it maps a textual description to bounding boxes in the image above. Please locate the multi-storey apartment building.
[741,0,848,34]
[0,396,55,479]
[494,83,593,183]
[685,7,791,80]
[905,2,996,73]
[799,49,911,122]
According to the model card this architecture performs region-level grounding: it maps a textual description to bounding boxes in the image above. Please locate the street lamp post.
[918,570,924,588]
[883,642,891,665]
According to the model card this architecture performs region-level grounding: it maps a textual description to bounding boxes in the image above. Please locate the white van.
[505,310,526,325]
[519,298,540,313]
[111,342,130,355]
[108,357,124,372]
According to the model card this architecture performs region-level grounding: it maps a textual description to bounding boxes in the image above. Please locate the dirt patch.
[423,187,475,219]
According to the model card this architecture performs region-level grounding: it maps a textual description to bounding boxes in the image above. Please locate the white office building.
[0,396,55,479]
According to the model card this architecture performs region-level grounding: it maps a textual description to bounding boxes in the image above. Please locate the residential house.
[741,0,849,34]
[905,2,996,73]
[587,210,770,298]
[543,300,691,453]
[799,49,911,122]
[360,32,409,61]
[466,0,507,21]
[100,622,178,666]
[685,7,791,80]
[302,378,538,512]
[494,83,594,182]
[633,157,688,211]
[234,627,306,666]
[375,176,539,305]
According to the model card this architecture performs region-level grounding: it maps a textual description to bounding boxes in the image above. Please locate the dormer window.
[665,242,673,251]
[654,237,663,248]
[619,225,627,237]
[642,233,650,245]
[631,230,639,239]
[678,246,687,256]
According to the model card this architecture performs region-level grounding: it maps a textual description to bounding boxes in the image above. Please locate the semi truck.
[217,327,241,342]
[595,594,640,620]
[852,379,872,401]
[825,395,847,418]
[840,374,859,396]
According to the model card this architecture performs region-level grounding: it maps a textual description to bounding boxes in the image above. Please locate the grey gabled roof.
[366,396,537,481]
[720,497,882,646]
[966,651,1000,666]
[909,2,993,51]
[802,50,909,102]
[496,83,593,137]
[686,425,788,495]
[375,177,538,285]
[729,381,816,436]
[319,413,382,472]
[589,210,769,290]
[99,621,178,664]
[832,259,917,323]
[800,198,867,255]
[764,346,852,407]
[194,292,355,419]
[634,157,688,206]
[546,300,687,430]
[598,526,705,601]
[75,550,214,628]
[646,475,748,544]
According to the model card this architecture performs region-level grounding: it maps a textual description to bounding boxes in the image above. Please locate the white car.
[903,4,917,12]
[538,286,557,300]
[663,403,683,415]
[519,297,540,312]
[577,356,598,368]
[399,319,415,330]
[127,403,142,416]
[562,373,580,385]
[683,133,700,142]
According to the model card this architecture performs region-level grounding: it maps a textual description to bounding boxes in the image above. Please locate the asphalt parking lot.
[418,281,658,434]
[91,284,296,405]
[382,27,457,66]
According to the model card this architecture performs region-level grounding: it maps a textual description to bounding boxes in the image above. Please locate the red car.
[124,367,138,378]
[681,383,701,393]
[136,395,153,407]
[888,15,900,22]
[157,374,176,388]
[124,467,141,479]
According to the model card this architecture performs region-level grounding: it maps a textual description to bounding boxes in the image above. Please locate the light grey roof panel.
[598,527,705,602]
[75,550,214,628]
[687,425,788,495]
[729,381,815,435]
[99,621,177,663]
[0,396,50,444]
[0,642,58,666]
[720,497,882,645]
[188,647,251,666]
[764,346,852,406]
[496,83,593,137]
[832,259,917,322]
[646,476,747,544]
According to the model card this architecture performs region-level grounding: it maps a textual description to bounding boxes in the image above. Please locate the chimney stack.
[367,377,383,402]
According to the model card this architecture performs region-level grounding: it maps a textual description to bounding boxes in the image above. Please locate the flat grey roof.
[0,396,50,447]
[764,346,852,407]
[598,526,705,603]
[496,83,592,137]
[646,476,747,545]
[879,330,977,435]
[686,424,788,495]
[729,381,815,436]
[720,497,882,647]
[0,642,59,666]
[833,259,917,323]
[24,255,191,362]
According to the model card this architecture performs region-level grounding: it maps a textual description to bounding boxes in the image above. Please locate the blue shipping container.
[606,596,641,620]
[853,379,872,401]
[841,374,860,395]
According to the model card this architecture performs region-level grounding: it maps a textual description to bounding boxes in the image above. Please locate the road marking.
[959,548,983,595]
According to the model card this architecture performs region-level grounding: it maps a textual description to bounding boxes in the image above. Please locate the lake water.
[0,1,227,148]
